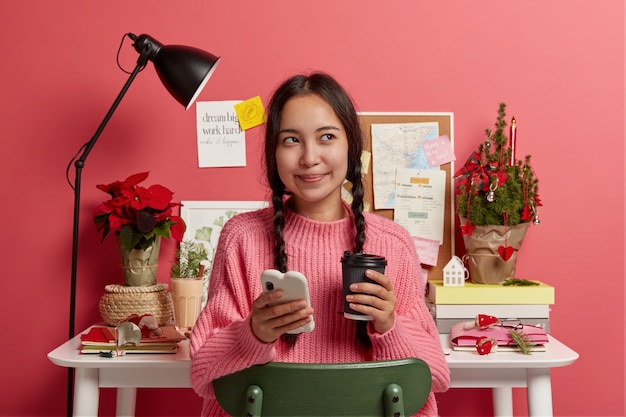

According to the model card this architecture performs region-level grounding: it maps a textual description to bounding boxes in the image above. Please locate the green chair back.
[213,358,432,417]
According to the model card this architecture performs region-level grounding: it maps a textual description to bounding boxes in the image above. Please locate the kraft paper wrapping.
[118,236,161,287]
[461,219,529,284]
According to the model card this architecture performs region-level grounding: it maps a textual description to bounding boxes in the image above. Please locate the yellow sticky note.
[234,96,266,130]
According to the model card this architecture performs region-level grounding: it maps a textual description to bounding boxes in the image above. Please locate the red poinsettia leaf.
[93,203,111,218]
[521,205,532,221]
[142,184,174,211]
[129,186,150,210]
[107,214,128,233]
[498,245,514,261]
[95,172,149,198]
[96,180,126,198]
[123,171,150,187]
[104,195,134,211]
[535,195,543,206]
[154,207,174,223]
[169,215,186,241]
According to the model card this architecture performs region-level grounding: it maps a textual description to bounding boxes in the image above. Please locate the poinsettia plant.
[93,171,186,251]
[455,103,542,232]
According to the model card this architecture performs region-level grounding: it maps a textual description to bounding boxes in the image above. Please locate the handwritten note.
[422,135,455,167]
[234,96,266,130]
[196,101,246,168]
[394,168,446,243]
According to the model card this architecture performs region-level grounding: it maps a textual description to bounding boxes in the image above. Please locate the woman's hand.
[250,289,314,343]
[346,269,397,334]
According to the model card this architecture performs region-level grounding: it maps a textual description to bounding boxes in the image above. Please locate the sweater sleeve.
[366,223,450,394]
[189,217,276,400]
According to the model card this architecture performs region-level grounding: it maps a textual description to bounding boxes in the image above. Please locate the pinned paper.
[342,181,353,204]
[196,100,246,167]
[423,135,455,167]
[371,122,439,209]
[341,180,370,212]
[412,236,440,266]
[234,96,266,130]
[394,168,446,243]
[360,150,371,174]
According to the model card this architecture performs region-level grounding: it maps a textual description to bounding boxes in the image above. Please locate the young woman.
[190,72,450,416]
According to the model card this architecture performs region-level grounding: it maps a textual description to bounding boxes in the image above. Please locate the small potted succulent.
[170,240,210,329]
[454,103,542,284]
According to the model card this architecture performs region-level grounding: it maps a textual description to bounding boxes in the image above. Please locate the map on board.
[371,122,439,209]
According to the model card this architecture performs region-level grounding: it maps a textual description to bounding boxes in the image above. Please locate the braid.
[350,167,366,254]
[271,192,288,274]
[272,191,299,347]
[348,161,371,349]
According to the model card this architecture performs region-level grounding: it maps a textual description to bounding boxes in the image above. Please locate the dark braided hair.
[264,72,370,349]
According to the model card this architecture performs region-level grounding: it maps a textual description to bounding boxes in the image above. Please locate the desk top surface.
[48,327,579,370]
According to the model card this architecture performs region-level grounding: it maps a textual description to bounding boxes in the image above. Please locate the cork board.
[358,113,454,281]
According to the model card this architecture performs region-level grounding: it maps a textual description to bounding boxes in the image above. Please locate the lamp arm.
[69,58,144,337]
[66,55,148,417]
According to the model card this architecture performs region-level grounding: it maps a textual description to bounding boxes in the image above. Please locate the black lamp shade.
[154,45,221,109]
[133,34,220,110]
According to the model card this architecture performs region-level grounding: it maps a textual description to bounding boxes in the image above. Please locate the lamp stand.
[64,33,219,417]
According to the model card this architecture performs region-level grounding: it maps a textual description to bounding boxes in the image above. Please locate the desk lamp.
[65,32,220,417]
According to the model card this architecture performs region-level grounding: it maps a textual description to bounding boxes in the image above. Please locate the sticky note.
[412,236,440,267]
[234,96,266,130]
[422,135,455,167]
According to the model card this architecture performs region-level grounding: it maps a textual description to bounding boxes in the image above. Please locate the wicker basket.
[99,283,173,326]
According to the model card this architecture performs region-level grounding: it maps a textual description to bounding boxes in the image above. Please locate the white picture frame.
[179,200,269,304]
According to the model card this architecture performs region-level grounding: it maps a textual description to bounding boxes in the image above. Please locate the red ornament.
[498,245,514,261]
[476,336,498,355]
[476,314,499,329]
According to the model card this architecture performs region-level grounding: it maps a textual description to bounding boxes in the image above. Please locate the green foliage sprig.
[502,278,540,286]
[509,328,536,355]
[170,240,209,278]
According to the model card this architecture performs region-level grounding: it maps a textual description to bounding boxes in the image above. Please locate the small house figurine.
[443,256,467,286]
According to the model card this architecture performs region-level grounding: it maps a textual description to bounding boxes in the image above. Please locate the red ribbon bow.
[454,151,500,192]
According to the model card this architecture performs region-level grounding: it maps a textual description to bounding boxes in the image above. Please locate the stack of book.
[79,326,187,354]
[425,280,554,333]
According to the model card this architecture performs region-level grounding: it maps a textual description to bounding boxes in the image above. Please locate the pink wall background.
[1,1,623,416]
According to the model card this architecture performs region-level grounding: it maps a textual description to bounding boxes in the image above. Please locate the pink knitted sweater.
[190,204,450,416]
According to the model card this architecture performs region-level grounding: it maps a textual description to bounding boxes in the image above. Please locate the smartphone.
[260,269,315,334]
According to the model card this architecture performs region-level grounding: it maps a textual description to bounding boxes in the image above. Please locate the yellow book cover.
[427,280,555,305]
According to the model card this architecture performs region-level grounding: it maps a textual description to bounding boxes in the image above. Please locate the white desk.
[49,329,578,417]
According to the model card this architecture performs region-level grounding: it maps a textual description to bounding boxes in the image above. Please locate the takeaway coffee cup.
[341,251,387,321]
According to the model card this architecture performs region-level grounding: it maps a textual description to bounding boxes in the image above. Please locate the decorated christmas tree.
[455,103,541,229]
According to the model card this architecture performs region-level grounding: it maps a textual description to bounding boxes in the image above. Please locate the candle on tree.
[509,117,517,165]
